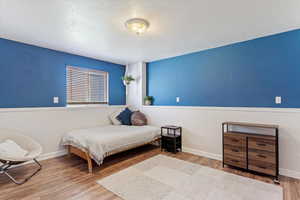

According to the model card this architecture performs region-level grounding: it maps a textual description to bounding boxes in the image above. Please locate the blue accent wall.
[0,38,126,108]
[147,29,300,108]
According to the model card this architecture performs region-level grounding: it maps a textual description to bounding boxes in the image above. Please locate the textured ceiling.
[0,0,300,65]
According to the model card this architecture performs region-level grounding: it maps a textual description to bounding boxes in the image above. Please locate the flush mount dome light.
[125,18,150,35]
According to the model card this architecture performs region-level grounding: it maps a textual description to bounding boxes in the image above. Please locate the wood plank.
[224,144,246,158]
[248,138,276,152]
[0,145,298,200]
[224,133,246,147]
[248,159,276,176]
[224,154,247,169]
[248,149,276,164]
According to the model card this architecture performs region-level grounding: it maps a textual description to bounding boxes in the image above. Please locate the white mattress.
[61,125,160,165]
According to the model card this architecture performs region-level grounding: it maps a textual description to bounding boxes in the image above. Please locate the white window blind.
[67,66,108,104]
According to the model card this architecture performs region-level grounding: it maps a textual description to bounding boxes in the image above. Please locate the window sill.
[66,104,109,108]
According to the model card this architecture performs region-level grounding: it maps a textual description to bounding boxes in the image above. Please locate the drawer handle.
[231,149,239,152]
[257,154,267,158]
[230,159,239,163]
[257,143,267,146]
[258,166,267,169]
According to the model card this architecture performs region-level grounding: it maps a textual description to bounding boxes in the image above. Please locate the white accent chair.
[0,129,42,185]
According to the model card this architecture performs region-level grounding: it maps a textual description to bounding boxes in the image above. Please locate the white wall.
[0,106,123,159]
[126,63,300,179]
[2,62,298,179]
[140,106,300,178]
[126,62,146,110]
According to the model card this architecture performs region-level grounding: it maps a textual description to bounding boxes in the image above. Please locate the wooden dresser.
[222,122,279,182]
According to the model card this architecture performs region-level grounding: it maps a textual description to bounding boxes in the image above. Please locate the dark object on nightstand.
[161,125,182,153]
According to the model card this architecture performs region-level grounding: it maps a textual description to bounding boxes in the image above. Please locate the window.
[67,66,108,104]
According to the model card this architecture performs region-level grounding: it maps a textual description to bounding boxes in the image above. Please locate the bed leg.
[85,152,93,173]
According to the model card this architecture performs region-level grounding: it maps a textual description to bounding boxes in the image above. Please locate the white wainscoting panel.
[141,106,300,179]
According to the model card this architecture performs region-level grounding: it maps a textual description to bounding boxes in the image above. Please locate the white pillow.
[109,108,124,125]
[0,139,28,158]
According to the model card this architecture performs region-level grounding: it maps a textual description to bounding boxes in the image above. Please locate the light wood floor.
[0,145,299,200]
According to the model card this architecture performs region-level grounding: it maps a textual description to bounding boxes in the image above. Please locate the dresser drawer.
[224,155,246,169]
[248,138,275,152]
[224,145,246,158]
[224,133,246,147]
[248,160,276,176]
[248,149,275,164]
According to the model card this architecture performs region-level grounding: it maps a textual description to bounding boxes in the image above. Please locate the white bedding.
[61,125,160,165]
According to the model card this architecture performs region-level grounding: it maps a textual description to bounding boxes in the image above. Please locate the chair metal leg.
[1,159,42,185]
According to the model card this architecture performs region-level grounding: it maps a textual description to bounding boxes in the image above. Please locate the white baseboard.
[279,168,300,180]
[11,150,68,168]
[183,146,300,179]
[182,147,222,161]
[37,150,68,162]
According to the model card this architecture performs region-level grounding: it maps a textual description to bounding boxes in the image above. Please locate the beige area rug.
[97,155,282,200]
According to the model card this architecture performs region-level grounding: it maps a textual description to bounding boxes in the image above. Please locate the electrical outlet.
[53,97,59,104]
[275,96,281,104]
[176,97,180,103]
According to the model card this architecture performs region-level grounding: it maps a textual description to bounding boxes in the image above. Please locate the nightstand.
[161,125,182,153]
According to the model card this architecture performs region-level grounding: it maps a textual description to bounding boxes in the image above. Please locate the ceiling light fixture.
[125,18,150,35]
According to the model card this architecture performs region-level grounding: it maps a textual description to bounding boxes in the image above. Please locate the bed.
[61,125,160,173]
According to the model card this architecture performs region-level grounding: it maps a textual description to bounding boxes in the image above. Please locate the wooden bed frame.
[67,138,160,173]
[68,145,94,173]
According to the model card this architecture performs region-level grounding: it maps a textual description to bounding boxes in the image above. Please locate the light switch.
[53,97,59,104]
[275,96,281,104]
[176,97,180,103]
